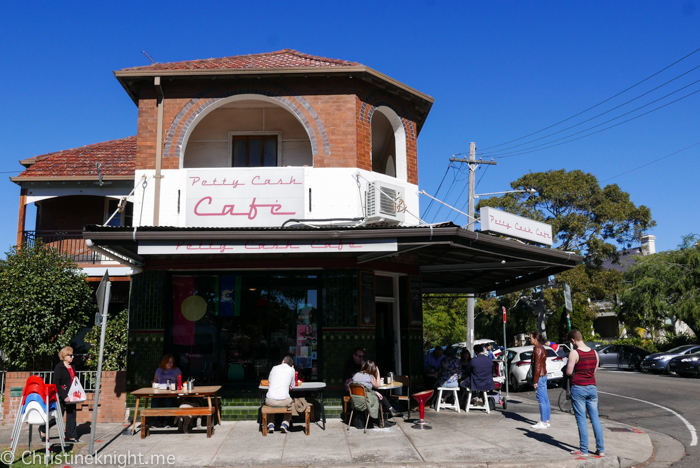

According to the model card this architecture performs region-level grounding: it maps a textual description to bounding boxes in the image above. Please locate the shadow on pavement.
[518,427,578,452]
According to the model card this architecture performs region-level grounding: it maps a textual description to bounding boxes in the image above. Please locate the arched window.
[182,95,313,169]
[371,107,406,181]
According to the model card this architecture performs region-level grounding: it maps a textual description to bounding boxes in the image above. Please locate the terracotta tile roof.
[16,136,136,179]
[119,49,359,72]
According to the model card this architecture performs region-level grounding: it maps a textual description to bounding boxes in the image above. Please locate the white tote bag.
[65,376,87,403]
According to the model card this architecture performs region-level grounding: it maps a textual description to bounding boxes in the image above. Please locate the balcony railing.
[22,230,110,264]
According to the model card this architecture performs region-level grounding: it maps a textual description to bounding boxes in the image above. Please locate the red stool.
[411,390,434,430]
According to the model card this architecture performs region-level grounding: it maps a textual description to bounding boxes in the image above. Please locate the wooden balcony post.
[16,188,27,247]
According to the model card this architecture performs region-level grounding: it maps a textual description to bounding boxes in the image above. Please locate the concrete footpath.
[0,395,672,468]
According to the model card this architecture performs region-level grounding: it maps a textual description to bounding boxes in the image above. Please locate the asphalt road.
[513,368,700,467]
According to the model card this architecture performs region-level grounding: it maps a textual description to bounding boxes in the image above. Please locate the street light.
[474,188,537,199]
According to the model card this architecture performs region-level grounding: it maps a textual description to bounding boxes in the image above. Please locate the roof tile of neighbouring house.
[16,136,136,179]
[120,49,359,72]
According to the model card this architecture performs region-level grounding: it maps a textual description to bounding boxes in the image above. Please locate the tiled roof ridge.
[118,49,360,72]
[22,135,137,165]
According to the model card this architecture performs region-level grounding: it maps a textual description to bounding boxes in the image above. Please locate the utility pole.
[450,142,497,356]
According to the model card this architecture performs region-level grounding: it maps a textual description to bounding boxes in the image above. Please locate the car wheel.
[665,368,676,376]
[509,374,520,392]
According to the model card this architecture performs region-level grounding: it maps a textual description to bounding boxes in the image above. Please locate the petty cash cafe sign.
[186,168,305,228]
[138,239,398,255]
[480,207,553,246]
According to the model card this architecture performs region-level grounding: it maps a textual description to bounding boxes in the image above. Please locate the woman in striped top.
[565,329,605,457]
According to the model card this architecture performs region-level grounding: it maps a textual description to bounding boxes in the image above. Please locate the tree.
[0,243,92,370]
[477,169,655,264]
[84,308,128,371]
[618,240,700,338]
[423,295,468,346]
[476,169,654,334]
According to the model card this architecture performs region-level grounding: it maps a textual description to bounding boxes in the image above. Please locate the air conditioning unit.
[365,181,405,225]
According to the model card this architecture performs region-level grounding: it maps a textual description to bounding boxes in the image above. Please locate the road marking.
[599,391,697,446]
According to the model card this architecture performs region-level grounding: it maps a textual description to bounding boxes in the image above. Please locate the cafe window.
[169,272,320,386]
[232,135,278,167]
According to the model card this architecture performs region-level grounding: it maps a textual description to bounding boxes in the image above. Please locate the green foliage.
[84,308,129,371]
[611,336,658,354]
[477,169,655,264]
[423,295,468,346]
[618,242,700,338]
[0,243,92,370]
[656,333,698,352]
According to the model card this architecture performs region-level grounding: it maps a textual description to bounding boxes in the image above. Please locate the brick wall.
[2,371,127,425]
[133,77,421,185]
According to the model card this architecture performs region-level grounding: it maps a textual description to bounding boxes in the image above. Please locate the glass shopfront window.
[169,272,320,386]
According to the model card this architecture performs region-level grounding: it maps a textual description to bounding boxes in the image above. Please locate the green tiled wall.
[126,333,165,387]
[129,270,167,330]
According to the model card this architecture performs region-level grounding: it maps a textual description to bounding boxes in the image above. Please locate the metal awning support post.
[89,271,111,456]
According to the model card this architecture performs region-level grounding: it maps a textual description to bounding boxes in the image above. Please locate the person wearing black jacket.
[40,346,79,443]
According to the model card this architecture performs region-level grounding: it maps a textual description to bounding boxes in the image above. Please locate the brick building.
[12,50,581,419]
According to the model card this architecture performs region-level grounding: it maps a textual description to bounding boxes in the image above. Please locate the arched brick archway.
[164,86,331,166]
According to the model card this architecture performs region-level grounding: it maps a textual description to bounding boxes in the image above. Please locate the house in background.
[11,50,581,419]
[593,234,694,340]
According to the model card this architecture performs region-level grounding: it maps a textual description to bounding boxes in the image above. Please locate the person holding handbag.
[529,332,550,430]
[40,346,79,443]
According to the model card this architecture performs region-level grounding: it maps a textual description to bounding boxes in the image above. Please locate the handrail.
[21,230,112,265]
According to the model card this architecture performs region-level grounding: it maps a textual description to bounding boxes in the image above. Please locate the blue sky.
[1,1,698,254]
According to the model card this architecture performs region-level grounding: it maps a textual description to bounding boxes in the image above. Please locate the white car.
[453,339,503,358]
[506,346,567,392]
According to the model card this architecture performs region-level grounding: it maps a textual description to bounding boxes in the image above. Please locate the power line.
[479,63,700,157]
[431,170,459,223]
[601,141,700,182]
[492,85,700,159]
[421,163,451,219]
[480,45,700,151]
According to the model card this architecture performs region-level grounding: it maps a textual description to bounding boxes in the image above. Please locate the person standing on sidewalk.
[565,329,604,457]
[529,331,550,430]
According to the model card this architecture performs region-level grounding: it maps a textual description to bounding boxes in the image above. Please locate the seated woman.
[351,360,402,425]
[152,354,182,427]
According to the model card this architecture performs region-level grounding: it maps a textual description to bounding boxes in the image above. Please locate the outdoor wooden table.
[130,385,222,435]
[258,382,327,430]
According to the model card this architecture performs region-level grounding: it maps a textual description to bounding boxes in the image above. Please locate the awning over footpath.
[83,222,582,296]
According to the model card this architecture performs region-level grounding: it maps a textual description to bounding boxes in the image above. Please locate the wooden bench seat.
[140,407,215,439]
[261,405,311,436]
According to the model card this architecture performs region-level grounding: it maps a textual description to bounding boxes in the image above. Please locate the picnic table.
[130,386,222,436]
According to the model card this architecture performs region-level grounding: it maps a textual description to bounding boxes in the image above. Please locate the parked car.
[453,339,503,358]
[549,342,572,358]
[667,352,700,377]
[505,346,566,392]
[641,345,700,374]
[596,344,650,370]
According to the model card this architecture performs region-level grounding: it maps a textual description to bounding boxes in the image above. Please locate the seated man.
[463,344,495,392]
[424,346,444,390]
[265,355,296,434]
[343,348,365,390]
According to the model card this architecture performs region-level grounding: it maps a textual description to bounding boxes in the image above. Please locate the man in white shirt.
[265,355,296,433]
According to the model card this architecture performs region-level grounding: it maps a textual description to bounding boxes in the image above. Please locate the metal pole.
[89,280,111,456]
[502,306,509,399]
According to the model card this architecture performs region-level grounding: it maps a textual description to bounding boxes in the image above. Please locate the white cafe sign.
[480,207,553,246]
[186,168,305,228]
[138,239,398,255]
